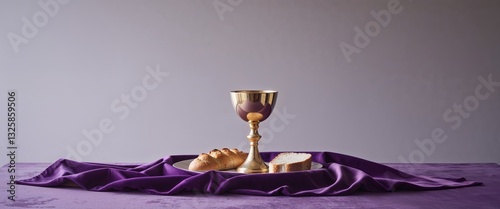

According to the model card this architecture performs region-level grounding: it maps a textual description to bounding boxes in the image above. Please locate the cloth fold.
[17,152,482,196]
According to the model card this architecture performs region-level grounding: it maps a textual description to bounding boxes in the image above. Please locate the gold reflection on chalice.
[230,90,278,173]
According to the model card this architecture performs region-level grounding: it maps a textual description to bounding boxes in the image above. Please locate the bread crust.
[188,148,248,171]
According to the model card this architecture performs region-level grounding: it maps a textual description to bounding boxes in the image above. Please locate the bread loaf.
[188,148,248,171]
[269,153,312,173]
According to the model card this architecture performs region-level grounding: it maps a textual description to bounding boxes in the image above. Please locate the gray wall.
[1,0,499,165]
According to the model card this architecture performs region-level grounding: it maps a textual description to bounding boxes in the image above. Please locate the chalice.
[230,90,278,173]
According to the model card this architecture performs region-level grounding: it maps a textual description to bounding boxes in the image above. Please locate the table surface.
[1,163,500,209]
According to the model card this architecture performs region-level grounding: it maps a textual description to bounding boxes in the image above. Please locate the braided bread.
[188,148,248,171]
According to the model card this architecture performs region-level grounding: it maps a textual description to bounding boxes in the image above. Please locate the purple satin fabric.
[17,152,482,196]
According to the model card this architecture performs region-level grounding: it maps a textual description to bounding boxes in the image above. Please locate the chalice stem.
[247,121,265,164]
[237,120,268,173]
[247,121,261,142]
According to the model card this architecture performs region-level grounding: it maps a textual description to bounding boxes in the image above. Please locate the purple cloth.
[17,152,481,196]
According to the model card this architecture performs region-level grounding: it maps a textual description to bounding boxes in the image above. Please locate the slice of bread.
[268,152,312,173]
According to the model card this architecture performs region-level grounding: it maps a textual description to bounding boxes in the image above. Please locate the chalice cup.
[230,90,278,173]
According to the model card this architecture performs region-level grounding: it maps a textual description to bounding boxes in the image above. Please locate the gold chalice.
[230,90,278,173]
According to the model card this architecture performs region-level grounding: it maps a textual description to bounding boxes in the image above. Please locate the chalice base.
[237,144,268,173]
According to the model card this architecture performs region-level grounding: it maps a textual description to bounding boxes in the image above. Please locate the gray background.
[1,0,499,166]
